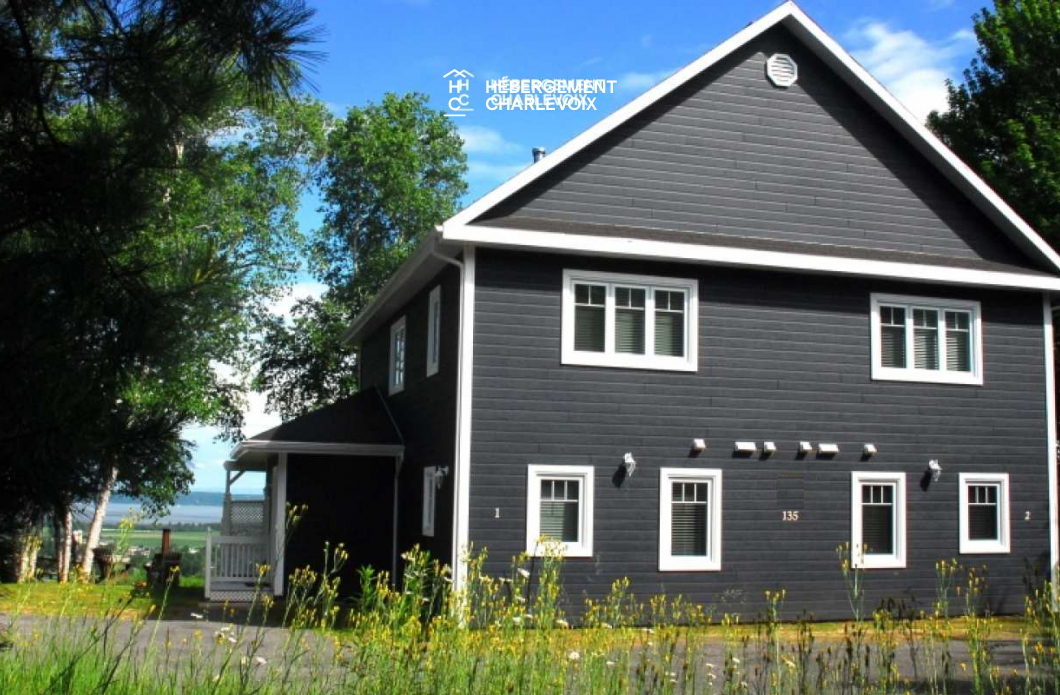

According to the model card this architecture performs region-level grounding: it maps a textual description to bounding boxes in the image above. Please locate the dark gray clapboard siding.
[468,248,1051,619]
[359,264,461,567]
[476,25,1036,271]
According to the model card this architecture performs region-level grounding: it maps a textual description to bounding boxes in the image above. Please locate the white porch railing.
[205,532,270,599]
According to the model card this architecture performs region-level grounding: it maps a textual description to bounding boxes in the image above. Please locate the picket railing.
[205,531,269,598]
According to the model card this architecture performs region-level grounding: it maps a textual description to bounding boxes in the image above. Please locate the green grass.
[97,528,208,550]
[0,579,204,621]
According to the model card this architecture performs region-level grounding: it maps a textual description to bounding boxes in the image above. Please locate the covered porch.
[205,388,404,602]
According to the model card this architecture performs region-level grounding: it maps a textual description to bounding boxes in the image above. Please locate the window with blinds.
[539,479,580,543]
[670,481,709,556]
[851,471,906,569]
[659,468,722,571]
[526,465,594,557]
[565,271,697,371]
[389,316,407,395]
[860,484,894,555]
[427,286,441,377]
[872,295,981,385]
[959,473,1009,554]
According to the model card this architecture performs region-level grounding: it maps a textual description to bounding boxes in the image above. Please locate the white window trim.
[958,472,1010,554]
[389,316,406,395]
[658,467,723,572]
[851,471,907,569]
[561,269,698,372]
[422,467,437,537]
[426,286,441,377]
[525,464,594,558]
[870,293,983,385]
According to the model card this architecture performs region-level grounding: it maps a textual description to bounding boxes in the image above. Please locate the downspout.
[430,236,468,583]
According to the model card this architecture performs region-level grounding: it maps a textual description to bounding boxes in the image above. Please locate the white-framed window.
[851,471,907,569]
[525,465,594,557]
[561,269,698,372]
[422,467,437,537]
[658,468,723,571]
[426,286,441,377]
[959,473,1010,554]
[389,316,406,395]
[870,294,983,385]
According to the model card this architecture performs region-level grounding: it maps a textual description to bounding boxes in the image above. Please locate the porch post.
[272,452,288,597]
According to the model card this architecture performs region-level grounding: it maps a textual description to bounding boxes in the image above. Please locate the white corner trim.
[850,471,907,570]
[1044,295,1059,588]
[869,293,984,386]
[525,464,595,558]
[272,452,287,596]
[427,285,441,377]
[658,467,723,572]
[958,472,1011,555]
[451,246,475,589]
[389,316,407,395]
[445,225,1060,292]
[560,269,699,372]
[439,1,1060,276]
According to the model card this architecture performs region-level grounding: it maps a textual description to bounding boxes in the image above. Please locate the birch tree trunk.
[57,507,72,583]
[80,464,118,578]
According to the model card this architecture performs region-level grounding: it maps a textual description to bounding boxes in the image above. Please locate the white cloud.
[845,20,976,120]
[467,160,530,183]
[459,125,522,156]
[617,68,676,93]
[268,281,327,319]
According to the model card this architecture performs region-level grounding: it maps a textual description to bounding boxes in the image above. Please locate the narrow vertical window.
[422,467,437,537]
[389,316,406,395]
[659,468,722,571]
[945,311,972,373]
[427,286,441,377]
[525,465,594,557]
[959,473,1010,553]
[851,472,906,569]
[574,283,606,353]
[913,309,939,370]
[879,306,906,368]
[614,286,646,355]
[655,290,686,358]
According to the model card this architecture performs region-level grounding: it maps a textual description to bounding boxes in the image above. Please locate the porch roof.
[227,387,404,470]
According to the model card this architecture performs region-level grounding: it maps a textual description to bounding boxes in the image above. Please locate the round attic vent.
[766,53,798,88]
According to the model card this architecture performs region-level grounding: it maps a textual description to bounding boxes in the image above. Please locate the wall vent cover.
[766,54,798,87]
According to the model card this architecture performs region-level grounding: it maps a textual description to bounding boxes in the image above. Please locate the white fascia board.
[231,439,405,460]
[445,224,1060,292]
[440,1,1060,276]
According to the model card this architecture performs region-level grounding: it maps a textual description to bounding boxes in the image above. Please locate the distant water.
[101,504,223,526]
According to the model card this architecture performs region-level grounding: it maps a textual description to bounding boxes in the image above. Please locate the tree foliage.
[928,0,1060,245]
[256,93,467,419]
[0,0,323,576]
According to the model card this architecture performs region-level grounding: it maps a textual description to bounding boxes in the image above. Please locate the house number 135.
[782,511,800,521]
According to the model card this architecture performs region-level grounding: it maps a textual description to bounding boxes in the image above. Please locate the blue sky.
[189,0,985,491]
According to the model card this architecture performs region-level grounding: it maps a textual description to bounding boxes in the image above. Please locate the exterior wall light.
[928,459,942,482]
[434,466,450,489]
[623,452,637,477]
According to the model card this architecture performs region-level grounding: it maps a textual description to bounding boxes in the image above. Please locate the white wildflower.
[253,656,267,667]
[556,618,569,628]
[606,660,616,668]
[567,650,581,662]
[227,636,237,644]
[517,568,531,579]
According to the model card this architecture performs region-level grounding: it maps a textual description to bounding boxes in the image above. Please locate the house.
[206,2,1060,618]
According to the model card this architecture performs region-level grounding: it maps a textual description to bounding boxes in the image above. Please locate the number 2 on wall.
[782,510,800,521]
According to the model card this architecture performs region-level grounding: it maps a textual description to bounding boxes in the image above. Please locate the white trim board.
[1044,295,1059,590]
[451,246,475,590]
[231,440,405,461]
[447,225,1060,292]
[441,1,1060,277]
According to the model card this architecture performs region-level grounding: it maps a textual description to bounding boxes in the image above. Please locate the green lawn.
[98,528,208,550]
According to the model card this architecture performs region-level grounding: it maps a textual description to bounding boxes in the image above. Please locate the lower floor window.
[959,473,1010,554]
[526,465,594,557]
[659,468,723,571]
[851,471,906,569]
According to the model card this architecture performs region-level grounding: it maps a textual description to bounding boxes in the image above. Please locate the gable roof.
[441,1,1060,278]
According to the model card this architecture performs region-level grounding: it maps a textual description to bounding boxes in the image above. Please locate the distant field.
[98,528,207,550]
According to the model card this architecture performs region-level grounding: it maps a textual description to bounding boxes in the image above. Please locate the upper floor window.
[427,286,441,377]
[561,270,698,372]
[870,294,982,385]
[389,316,406,395]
